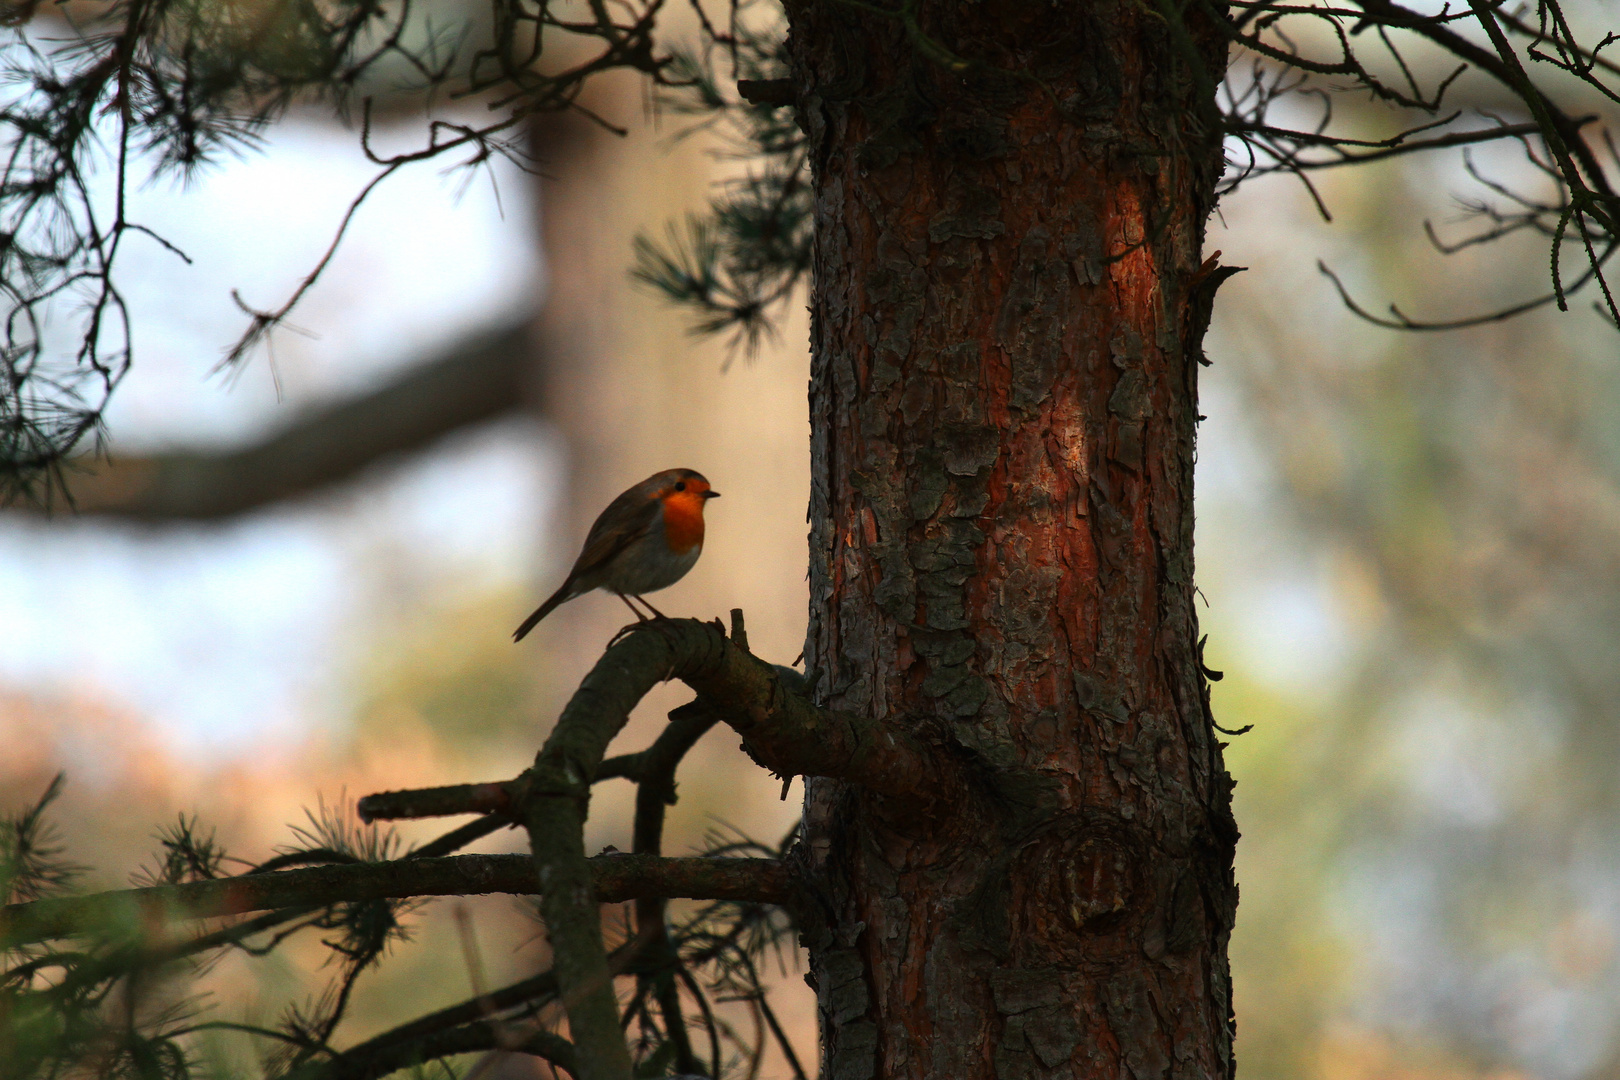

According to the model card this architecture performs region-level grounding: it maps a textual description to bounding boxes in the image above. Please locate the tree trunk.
[785,4,1240,1080]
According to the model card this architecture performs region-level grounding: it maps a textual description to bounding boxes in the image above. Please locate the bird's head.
[649,469,717,553]
[650,469,719,513]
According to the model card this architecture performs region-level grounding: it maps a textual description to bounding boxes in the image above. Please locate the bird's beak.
[704,490,721,499]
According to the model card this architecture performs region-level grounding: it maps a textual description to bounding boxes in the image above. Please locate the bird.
[512,468,719,641]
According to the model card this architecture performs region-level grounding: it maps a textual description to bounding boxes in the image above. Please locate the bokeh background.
[5,12,1620,1079]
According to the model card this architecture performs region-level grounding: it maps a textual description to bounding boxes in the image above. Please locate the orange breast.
[661,492,707,553]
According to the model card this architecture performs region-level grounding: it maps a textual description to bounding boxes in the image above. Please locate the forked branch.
[520,615,944,1080]
[3,613,909,1077]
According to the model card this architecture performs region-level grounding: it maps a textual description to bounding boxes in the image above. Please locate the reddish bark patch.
[788,2,1240,1078]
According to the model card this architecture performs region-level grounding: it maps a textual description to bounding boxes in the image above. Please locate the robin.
[512,468,720,641]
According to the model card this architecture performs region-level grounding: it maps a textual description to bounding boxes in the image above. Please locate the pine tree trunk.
[785,4,1240,1079]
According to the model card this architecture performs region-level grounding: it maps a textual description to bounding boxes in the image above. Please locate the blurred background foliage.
[3,0,1620,1076]
[1208,126,1620,1080]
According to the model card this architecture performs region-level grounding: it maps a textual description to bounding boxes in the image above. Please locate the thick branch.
[520,617,942,1080]
[680,628,945,796]
[632,698,724,1076]
[13,320,533,519]
[521,627,718,1080]
[0,853,793,950]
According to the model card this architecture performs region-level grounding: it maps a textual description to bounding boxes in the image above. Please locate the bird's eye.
[674,481,686,492]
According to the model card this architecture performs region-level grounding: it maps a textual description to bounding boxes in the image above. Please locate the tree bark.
[784,4,1240,1080]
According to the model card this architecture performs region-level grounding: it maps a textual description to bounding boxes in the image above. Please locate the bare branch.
[359,781,519,824]
[358,738,662,824]
[1232,119,1552,171]
[519,616,944,1080]
[688,648,945,796]
[359,639,936,827]
[0,0,684,494]
[355,643,866,1074]
[0,853,795,950]
[7,320,534,519]
[286,1020,579,1080]
[632,698,726,1076]
[291,966,560,1080]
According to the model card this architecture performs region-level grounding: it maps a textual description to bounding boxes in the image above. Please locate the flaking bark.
[785,4,1240,1079]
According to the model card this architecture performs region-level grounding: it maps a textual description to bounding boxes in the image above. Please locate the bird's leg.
[633,595,670,620]
[616,593,652,622]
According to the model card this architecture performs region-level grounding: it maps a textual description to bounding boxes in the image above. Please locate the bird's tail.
[512,581,574,642]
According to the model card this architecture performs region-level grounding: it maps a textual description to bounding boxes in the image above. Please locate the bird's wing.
[513,486,664,642]
[572,487,662,580]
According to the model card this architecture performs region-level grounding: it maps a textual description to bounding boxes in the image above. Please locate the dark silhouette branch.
[0,807,522,1003]
[0,853,794,950]
[736,78,796,106]
[357,740,669,824]
[0,0,700,495]
[370,620,943,823]
[1231,119,1554,170]
[354,687,734,1078]
[680,634,945,794]
[287,1019,579,1080]
[519,615,945,1080]
[286,932,667,1080]
[358,781,519,823]
[631,698,725,1076]
[8,320,534,519]
[290,967,559,1078]
[521,622,715,1080]
[1351,0,1615,202]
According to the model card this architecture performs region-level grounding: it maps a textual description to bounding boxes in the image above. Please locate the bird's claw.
[606,622,643,647]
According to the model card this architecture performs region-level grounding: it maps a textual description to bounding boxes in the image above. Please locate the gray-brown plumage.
[513,468,719,641]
